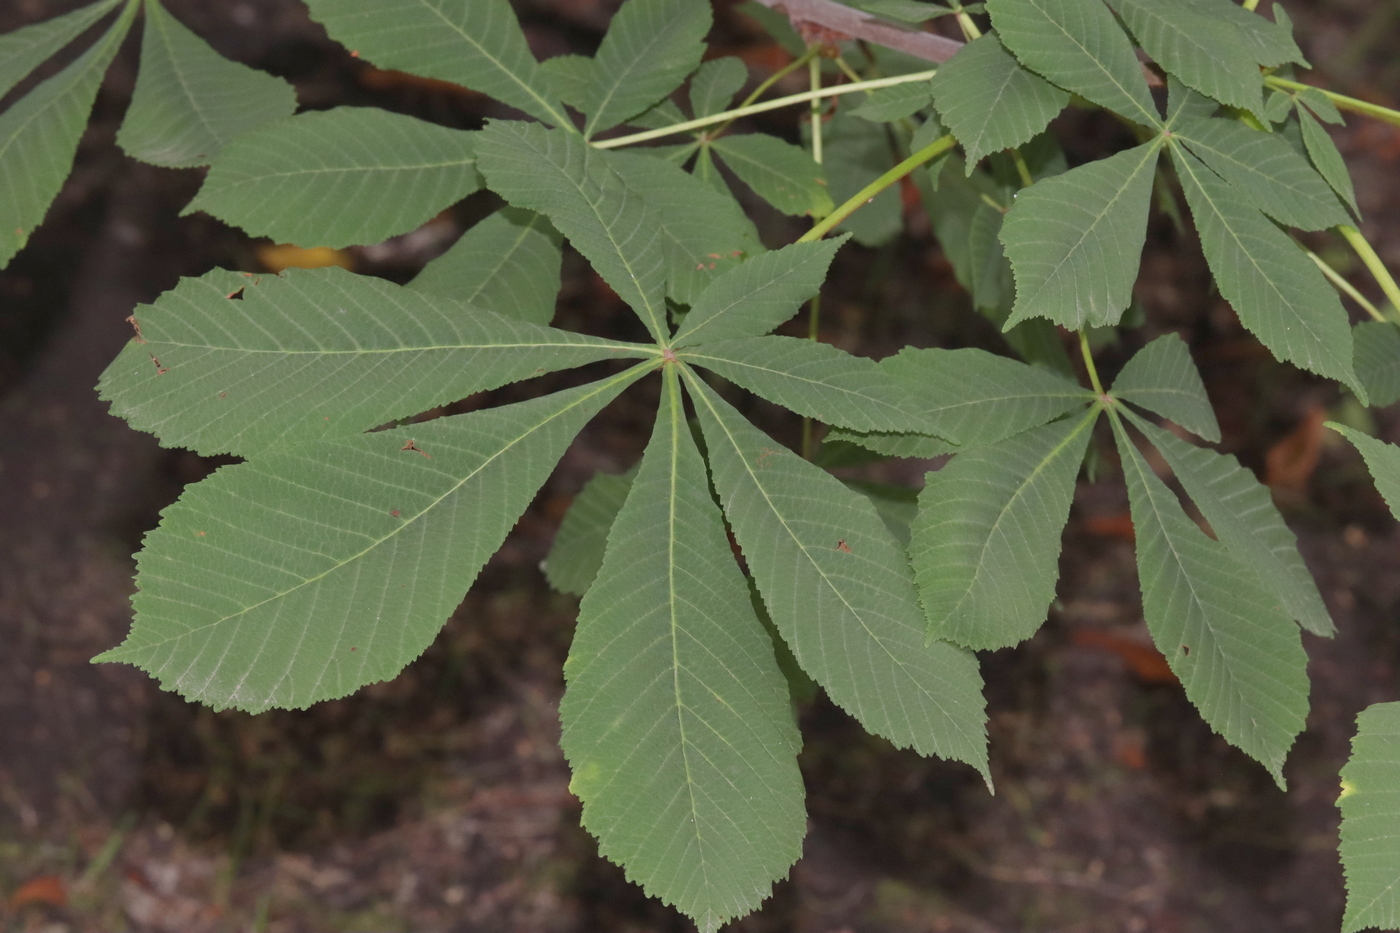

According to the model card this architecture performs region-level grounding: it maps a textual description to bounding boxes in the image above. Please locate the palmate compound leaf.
[186,108,482,249]
[1111,414,1309,786]
[99,266,654,458]
[95,366,653,713]
[1353,321,1400,409]
[1125,413,1335,638]
[1329,425,1400,517]
[300,0,569,127]
[408,208,563,326]
[929,33,1069,170]
[1000,139,1163,330]
[560,368,805,933]
[582,0,710,138]
[911,410,1096,650]
[710,133,835,219]
[1339,701,1400,933]
[116,0,296,168]
[1169,145,1364,397]
[684,368,989,776]
[880,347,1095,447]
[475,122,668,342]
[0,0,121,101]
[0,0,135,269]
[672,238,846,347]
[602,150,763,307]
[1107,0,1264,116]
[543,467,637,596]
[1171,116,1350,232]
[984,0,1160,128]
[1109,333,1220,443]
[681,337,936,434]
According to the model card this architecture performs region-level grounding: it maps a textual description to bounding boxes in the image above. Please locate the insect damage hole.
[836,540,852,553]
[400,440,430,458]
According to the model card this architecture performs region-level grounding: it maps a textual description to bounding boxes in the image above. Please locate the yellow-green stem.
[1265,76,1400,128]
[1338,224,1400,317]
[1079,331,1106,396]
[956,10,983,40]
[594,69,940,149]
[1306,249,1387,323]
[709,44,821,140]
[798,133,957,243]
[808,55,825,166]
[1011,148,1034,188]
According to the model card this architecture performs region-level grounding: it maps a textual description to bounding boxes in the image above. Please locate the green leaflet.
[685,370,989,776]
[409,208,563,326]
[985,0,1159,127]
[1127,413,1335,638]
[1296,104,1360,218]
[1339,701,1400,933]
[96,367,650,713]
[1182,0,1304,68]
[117,0,296,168]
[822,429,958,461]
[584,0,710,137]
[0,0,121,101]
[1296,87,1344,125]
[1170,146,1363,396]
[711,133,834,218]
[819,109,902,246]
[881,347,1093,448]
[681,336,937,434]
[544,467,637,596]
[688,57,747,118]
[848,480,921,547]
[476,122,669,342]
[1329,425,1400,517]
[603,149,763,307]
[1110,334,1220,442]
[1001,139,1162,330]
[561,368,804,933]
[850,79,936,123]
[673,238,845,347]
[99,267,653,457]
[540,53,594,112]
[186,108,481,248]
[300,0,569,127]
[1353,321,1400,409]
[1172,116,1349,231]
[1112,414,1309,786]
[912,411,1095,650]
[0,1,135,268]
[929,34,1068,170]
[1107,0,1264,116]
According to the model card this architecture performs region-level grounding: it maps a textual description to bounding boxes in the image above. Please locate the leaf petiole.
[1079,331,1106,397]
[1264,76,1400,128]
[798,132,957,243]
[1337,224,1400,319]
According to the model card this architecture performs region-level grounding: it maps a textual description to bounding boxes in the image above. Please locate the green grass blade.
[1108,0,1264,116]
[1128,413,1335,638]
[673,238,844,346]
[930,34,1068,170]
[0,1,134,268]
[117,0,295,167]
[1339,701,1400,933]
[985,0,1160,127]
[682,336,939,434]
[1353,322,1400,409]
[0,0,121,100]
[95,368,650,712]
[1329,424,1400,517]
[881,346,1094,447]
[1112,415,1309,786]
[1109,333,1220,442]
[1001,139,1162,329]
[603,149,764,307]
[1170,145,1362,396]
[686,369,989,777]
[583,0,710,137]
[300,0,569,127]
[186,108,480,248]
[409,208,563,325]
[100,267,654,457]
[561,367,804,933]
[1172,116,1349,231]
[711,133,834,218]
[912,412,1095,649]
[476,122,669,343]
[543,467,636,596]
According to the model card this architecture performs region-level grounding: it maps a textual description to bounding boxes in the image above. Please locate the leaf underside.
[1339,701,1400,933]
[1110,334,1220,443]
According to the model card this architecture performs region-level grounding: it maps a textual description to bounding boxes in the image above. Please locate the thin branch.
[753,0,965,63]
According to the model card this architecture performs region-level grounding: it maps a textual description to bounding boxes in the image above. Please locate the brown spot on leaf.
[125,315,146,343]
[226,286,246,300]
[1181,645,1191,656]
[400,439,430,458]
[390,509,401,518]
[195,531,206,537]
[836,539,851,553]
[149,355,168,375]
